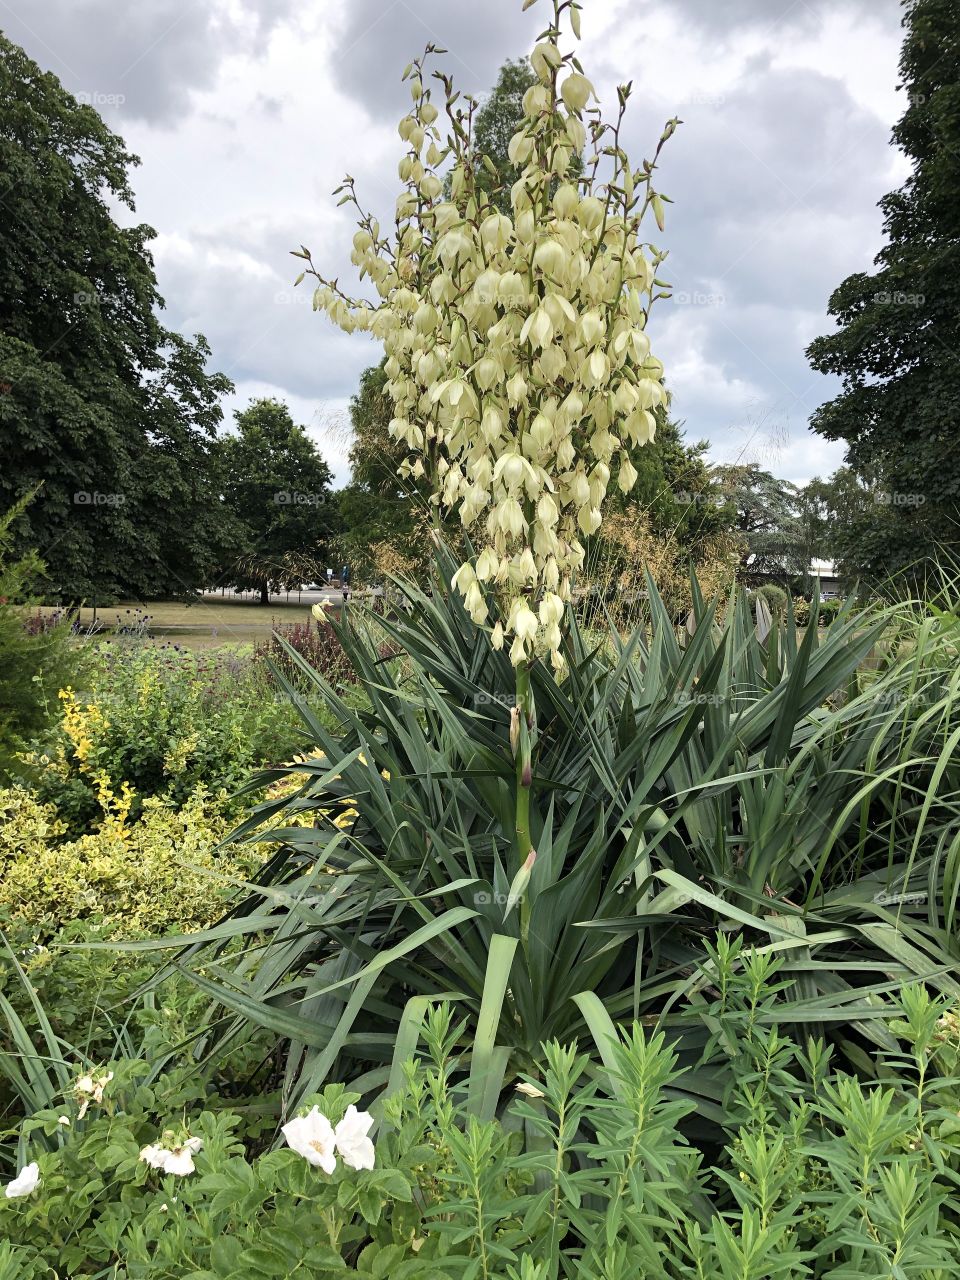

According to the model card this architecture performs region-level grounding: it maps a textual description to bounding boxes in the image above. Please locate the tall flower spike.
[299,0,674,668]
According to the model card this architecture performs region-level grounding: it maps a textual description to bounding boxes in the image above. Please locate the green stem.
[515,660,533,864]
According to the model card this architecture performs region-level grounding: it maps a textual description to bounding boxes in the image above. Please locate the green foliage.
[0,499,88,776]
[337,363,436,584]
[807,0,960,585]
[0,784,250,940]
[748,584,788,614]
[0,34,233,599]
[220,398,337,602]
[174,545,960,1115]
[713,464,808,582]
[2,981,960,1278]
[17,641,308,829]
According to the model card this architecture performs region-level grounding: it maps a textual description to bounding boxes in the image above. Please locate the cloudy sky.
[5,0,908,485]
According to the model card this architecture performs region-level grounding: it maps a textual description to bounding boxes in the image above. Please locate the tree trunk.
[260,583,269,605]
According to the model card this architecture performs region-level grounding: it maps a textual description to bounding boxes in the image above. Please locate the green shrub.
[0,783,247,939]
[186,549,960,1107]
[0,499,88,779]
[15,641,315,829]
[791,595,811,626]
[746,583,788,614]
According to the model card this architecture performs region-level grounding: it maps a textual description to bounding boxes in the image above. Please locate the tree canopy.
[220,399,336,603]
[0,33,231,600]
[806,0,960,586]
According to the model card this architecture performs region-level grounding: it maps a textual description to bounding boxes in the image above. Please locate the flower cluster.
[299,0,674,667]
[282,1104,375,1173]
[74,1068,113,1119]
[139,1134,204,1176]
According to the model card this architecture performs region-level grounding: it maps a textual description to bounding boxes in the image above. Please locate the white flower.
[139,1136,203,1177]
[335,1105,376,1171]
[5,1162,40,1199]
[57,1115,71,1127]
[162,1138,203,1177]
[282,1106,338,1174]
[515,1081,545,1099]
[561,72,594,112]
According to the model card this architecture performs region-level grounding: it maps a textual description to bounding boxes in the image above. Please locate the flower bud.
[506,371,528,405]
[508,131,534,166]
[509,704,520,754]
[530,41,561,83]
[533,238,566,277]
[618,456,638,493]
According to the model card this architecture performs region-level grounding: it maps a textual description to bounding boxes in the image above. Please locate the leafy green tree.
[713,464,806,583]
[468,57,582,214]
[336,363,444,583]
[807,0,960,586]
[220,399,336,603]
[0,33,231,600]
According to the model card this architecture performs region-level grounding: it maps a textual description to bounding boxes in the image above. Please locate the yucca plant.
[142,543,958,1124]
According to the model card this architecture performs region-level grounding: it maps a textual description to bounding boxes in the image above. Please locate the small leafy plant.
[2,983,959,1278]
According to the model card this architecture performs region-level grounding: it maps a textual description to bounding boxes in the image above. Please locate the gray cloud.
[327,0,538,119]
[1,0,298,123]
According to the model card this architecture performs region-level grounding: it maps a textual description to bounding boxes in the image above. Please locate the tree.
[713,464,806,583]
[0,34,231,600]
[220,399,336,603]
[473,59,540,214]
[336,363,437,584]
[806,0,960,586]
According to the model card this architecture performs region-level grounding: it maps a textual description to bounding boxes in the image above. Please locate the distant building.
[808,559,840,598]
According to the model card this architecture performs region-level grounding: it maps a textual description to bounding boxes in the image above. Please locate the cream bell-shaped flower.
[334,1105,376,1171]
[282,1106,338,1174]
[4,1162,40,1199]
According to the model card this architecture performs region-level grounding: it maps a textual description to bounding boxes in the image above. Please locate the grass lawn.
[36,594,349,650]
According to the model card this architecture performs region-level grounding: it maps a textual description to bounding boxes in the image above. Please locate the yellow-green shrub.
[0,785,251,938]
